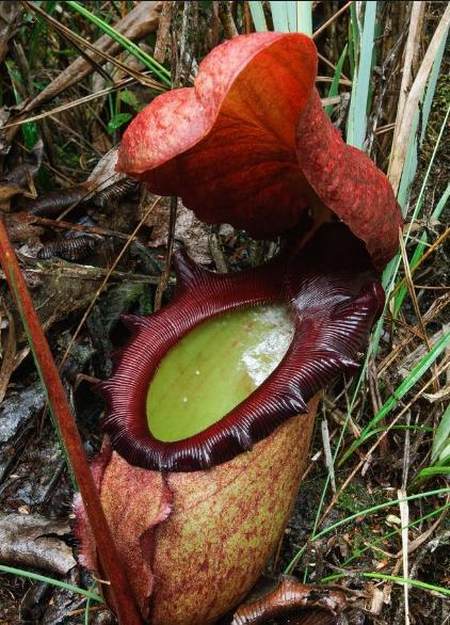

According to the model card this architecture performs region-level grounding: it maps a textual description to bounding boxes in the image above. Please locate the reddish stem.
[0,217,144,625]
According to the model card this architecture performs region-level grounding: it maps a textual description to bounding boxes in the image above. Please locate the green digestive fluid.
[146,304,294,442]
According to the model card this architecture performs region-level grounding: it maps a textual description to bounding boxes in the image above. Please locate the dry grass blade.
[58,196,162,370]
[398,487,410,625]
[390,2,425,151]
[392,226,450,297]
[318,359,450,528]
[312,1,351,40]
[321,415,336,494]
[19,0,162,114]
[0,302,16,404]
[388,4,450,193]
[398,229,431,351]
[2,75,157,130]
[22,1,162,90]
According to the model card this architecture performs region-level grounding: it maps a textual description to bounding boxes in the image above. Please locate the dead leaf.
[20,147,135,216]
[20,1,163,116]
[0,302,16,404]
[0,1,21,64]
[4,211,45,242]
[0,513,76,574]
[0,182,23,206]
[142,196,212,265]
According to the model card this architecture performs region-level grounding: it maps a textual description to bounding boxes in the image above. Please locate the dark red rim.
[100,224,384,472]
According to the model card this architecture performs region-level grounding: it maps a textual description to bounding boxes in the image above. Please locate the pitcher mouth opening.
[100,223,384,473]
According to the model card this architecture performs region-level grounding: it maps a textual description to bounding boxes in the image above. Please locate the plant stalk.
[0,217,144,625]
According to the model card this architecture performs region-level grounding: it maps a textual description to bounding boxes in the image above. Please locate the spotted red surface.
[151,398,317,625]
[76,398,317,624]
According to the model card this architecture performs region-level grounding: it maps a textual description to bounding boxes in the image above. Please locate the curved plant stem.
[0,217,144,625]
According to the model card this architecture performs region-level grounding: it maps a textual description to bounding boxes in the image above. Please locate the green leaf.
[65,1,171,85]
[0,564,102,602]
[119,89,142,111]
[325,44,348,117]
[107,112,132,134]
[248,1,268,32]
[286,1,297,32]
[270,1,290,32]
[5,60,40,148]
[416,465,450,481]
[431,403,450,465]
[393,181,450,315]
[296,1,312,35]
[340,329,450,464]
[362,573,450,597]
[347,1,377,148]
[22,122,40,149]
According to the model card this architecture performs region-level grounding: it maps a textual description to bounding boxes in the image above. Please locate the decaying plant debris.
[0,2,449,625]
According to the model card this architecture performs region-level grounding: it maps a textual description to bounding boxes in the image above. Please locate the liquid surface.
[146,305,294,442]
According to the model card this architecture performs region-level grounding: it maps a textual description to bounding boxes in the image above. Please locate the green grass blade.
[393,228,427,316]
[348,2,360,78]
[296,1,312,35]
[340,329,450,464]
[396,30,447,209]
[0,564,103,602]
[314,488,450,541]
[362,573,450,597]
[320,501,450,576]
[416,465,450,480]
[325,44,348,116]
[248,1,268,31]
[396,112,420,210]
[270,1,290,32]
[394,181,450,315]
[431,403,450,464]
[286,2,297,32]
[285,487,450,573]
[5,60,39,149]
[347,1,377,148]
[369,103,450,356]
[66,1,171,85]
[420,34,448,144]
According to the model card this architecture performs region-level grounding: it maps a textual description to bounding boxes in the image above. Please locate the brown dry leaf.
[0,139,43,206]
[0,513,76,574]
[142,196,212,265]
[3,260,107,343]
[367,584,384,615]
[85,146,126,199]
[20,1,163,115]
[4,212,44,242]
[0,183,24,207]
[24,264,105,331]
[0,1,21,64]
[0,302,16,404]
[21,147,134,216]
